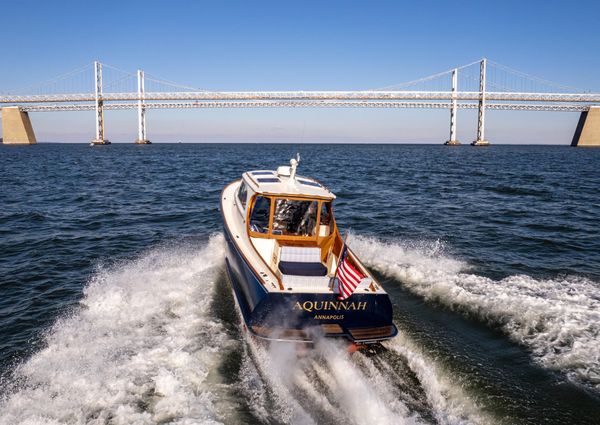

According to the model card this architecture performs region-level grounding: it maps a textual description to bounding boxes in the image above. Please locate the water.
[1,143,599,424]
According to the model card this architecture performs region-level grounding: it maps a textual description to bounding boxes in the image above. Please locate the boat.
[220,156,398,345]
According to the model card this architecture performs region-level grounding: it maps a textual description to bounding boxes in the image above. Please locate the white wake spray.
[240,330,492,425]
[0,235,231,425]
[242,335,426,425]
[0,231,498,425]
[383,332,492,425]
[350,234,600,391]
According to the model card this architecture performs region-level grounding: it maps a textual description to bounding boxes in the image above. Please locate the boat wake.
[350,234,600,392]
[238,329,486,425]
[0,235,231,425]
[0,234,489,425]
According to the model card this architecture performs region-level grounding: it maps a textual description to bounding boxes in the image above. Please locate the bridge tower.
[444,68,461,146]
[91,61,110,145]
[471,58,490,146]
[134,70,151,144]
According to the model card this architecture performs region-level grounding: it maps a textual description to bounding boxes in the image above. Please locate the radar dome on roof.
[277,155,300,179]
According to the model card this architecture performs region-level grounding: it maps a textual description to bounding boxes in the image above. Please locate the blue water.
[1,143,599,424]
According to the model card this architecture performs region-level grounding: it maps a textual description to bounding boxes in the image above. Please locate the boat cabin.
[234,160,375,294]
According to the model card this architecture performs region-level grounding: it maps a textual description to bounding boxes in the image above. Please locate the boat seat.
[282,275,331,291]
[279,246,327,276]
[279,261,327,276]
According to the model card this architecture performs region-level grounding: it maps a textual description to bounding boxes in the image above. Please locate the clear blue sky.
[1,0,599,143]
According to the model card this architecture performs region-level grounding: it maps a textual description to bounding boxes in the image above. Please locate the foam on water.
[383,333,490,425]
[239,332,488,425]
[0,235,231,425]
[0,230,510,424]
[350,234,600,391]
[242,336,422,425]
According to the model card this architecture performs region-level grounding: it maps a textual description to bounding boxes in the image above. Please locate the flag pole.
[330,232,348,292]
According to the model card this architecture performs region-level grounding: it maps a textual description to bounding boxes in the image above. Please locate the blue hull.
[223,224,397,344]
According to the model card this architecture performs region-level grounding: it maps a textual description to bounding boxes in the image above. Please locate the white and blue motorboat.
[220,157,397,345]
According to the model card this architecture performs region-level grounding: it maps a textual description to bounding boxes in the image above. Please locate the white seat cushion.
[281,275,331,291]
[280,246,321,263]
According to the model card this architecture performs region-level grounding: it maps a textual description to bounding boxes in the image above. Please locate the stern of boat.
[246,292,397,344]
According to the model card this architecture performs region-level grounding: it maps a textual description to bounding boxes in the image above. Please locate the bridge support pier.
[471,58,490,147]
[134,70,151,144]
[91,61,110,146]
[571,106,600,147]
[1,107,37,144]
[444,68,461,146]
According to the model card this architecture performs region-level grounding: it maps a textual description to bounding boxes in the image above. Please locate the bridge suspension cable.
[487,60,584,94]
[0,63,93,96]
[372,58,591,95]
[2,59,592,98]
[373,59,482,91]
[100,63,138,93]
[144,73,210,92]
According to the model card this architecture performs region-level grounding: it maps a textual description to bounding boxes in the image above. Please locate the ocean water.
[0,143,599,424]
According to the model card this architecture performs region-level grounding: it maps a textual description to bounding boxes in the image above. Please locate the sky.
[1,0,599,144]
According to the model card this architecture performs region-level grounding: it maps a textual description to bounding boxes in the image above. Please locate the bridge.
[1,59,599,146]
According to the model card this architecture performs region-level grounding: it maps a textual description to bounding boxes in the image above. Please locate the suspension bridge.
[1,59,599,146]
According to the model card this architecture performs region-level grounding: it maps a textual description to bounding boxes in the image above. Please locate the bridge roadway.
[15,101,591,113]
[2,91,600,105]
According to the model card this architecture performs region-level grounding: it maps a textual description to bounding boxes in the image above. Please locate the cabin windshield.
[249,196,271,234]
[248,195,334,239]
[273,199,318,236]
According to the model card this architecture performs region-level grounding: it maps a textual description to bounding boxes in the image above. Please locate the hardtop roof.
[243,170,336,199]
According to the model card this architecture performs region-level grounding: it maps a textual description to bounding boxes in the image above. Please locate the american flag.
[336,246,365,300]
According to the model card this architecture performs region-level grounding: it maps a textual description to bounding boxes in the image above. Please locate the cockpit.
[231,169,373,294]
[242,191,340,291]
[249,196,333,239]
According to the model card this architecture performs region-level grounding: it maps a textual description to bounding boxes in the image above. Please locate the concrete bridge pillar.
[571,106,600,147]
[134,70,151,144]
[444,68,461,146]
[1,107,37,144]
[91,61,110,146]
[471,58,490,147]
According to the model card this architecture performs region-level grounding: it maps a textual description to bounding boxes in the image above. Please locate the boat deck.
[222,180,382,294]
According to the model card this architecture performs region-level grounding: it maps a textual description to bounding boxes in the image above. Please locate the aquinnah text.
[293,300,368,313]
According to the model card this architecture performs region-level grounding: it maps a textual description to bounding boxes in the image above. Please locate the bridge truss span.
[3,91,600,104]
[18,101,590,113]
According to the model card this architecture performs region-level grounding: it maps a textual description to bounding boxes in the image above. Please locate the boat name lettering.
[293,301,367,312]
[314,314,344,320]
